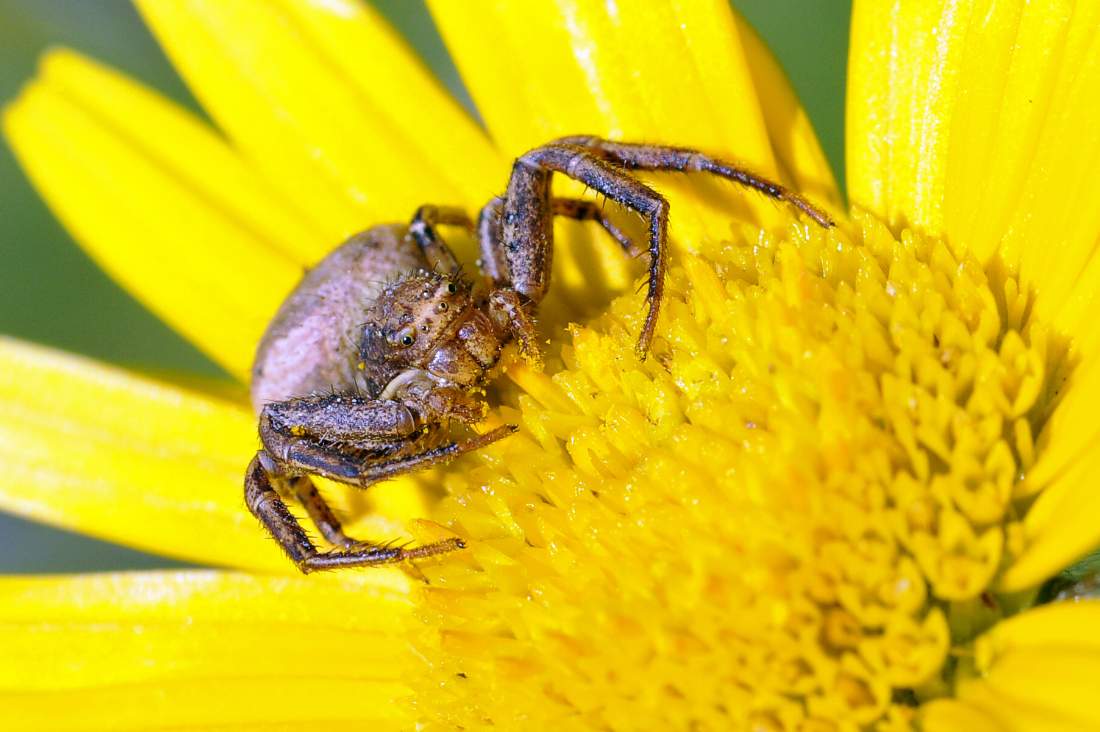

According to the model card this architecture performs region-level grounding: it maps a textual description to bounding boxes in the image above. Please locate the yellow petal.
[1026,348,1100,488]
[272,0,503,203]
[0,570,414,730]
[922,699,1007,732]
[2,53,301,381]
[41,48,324,265]
[967,645,1100,728]
[975,602,1100,664]
[4,684,407,732]
[428,0,834,240]
[732,12,842,210]
[956,679,1098,732]
[846,0,954,231]
[979,4,1100,323]
[0,337,284,572]
[1054,255,1100,361]
[137,0,500,248]
[430,0,774,165]
[1000,447,1100,592]
[847,1,1100,323]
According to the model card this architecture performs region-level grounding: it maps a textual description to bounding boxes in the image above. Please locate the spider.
[244,136,833,573]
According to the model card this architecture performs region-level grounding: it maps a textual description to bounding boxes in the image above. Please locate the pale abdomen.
[250,225,424,413]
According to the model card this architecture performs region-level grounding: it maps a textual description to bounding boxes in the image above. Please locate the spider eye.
[447,282,457,294]
[391,326,417,347]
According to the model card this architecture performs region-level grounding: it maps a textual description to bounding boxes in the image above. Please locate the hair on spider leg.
[348,378,367,399]
[374,536,408,551]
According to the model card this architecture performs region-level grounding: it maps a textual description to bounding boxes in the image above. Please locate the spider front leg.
[259,391,513,485]
[486,287,542,367]
[479,195,638,367]
[480,138,837,359]
[551,136,835,227]
[478,195,639,275]
[245,391,514,573]
[245,454,467,573]
[482,144,671,357]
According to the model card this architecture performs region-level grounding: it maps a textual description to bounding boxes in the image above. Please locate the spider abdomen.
[250,224,423,412]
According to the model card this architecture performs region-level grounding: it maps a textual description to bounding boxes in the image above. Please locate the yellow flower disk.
[412,209,1061,730]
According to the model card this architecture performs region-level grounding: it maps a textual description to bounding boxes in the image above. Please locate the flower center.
[411,210,1066,730]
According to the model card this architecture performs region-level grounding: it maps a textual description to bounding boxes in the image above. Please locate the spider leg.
[551,136,835,227]
[267,423,516,488]
[408,205,472,274]
[476,196,506,281]
[551,197,639,256]
[262,394,420,448]
[273,469,392,549]
[259,393,511,487]
[255,400,418,548]
[245,452,466,573]
[248,390,515,572]
[475,194,634,365]
[487,288,542,366]
[490,143,670,357]
[478,195,639,278]
[286,474,356,548]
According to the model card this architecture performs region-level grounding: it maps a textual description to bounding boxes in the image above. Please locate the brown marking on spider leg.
[480,195,640,280]
[488,288,542,368]
[262,429,366,485]
[321,424,514,488]
[245,452,317,565]
[499,158,555,302]
[259,395,419,486]
[253,458,357,547]
[551,197,639,256]
[262,403,517,489]
[267,385,486,435]
[291,472,419,551]
[302,536,466,572]
[246,452,465,573]
[262,395,419,446]
[340,423,517,487]
[552,136,835,228]
[501,144,669,357]
[409,205,473,274]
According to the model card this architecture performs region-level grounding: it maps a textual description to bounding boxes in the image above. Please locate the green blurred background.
[0,0,851,572]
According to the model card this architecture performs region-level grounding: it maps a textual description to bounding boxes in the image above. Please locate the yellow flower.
[2,1,1099,729]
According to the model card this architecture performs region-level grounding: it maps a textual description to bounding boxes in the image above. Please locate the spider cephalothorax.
[357,270,505,395]
[245,136,833,573]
